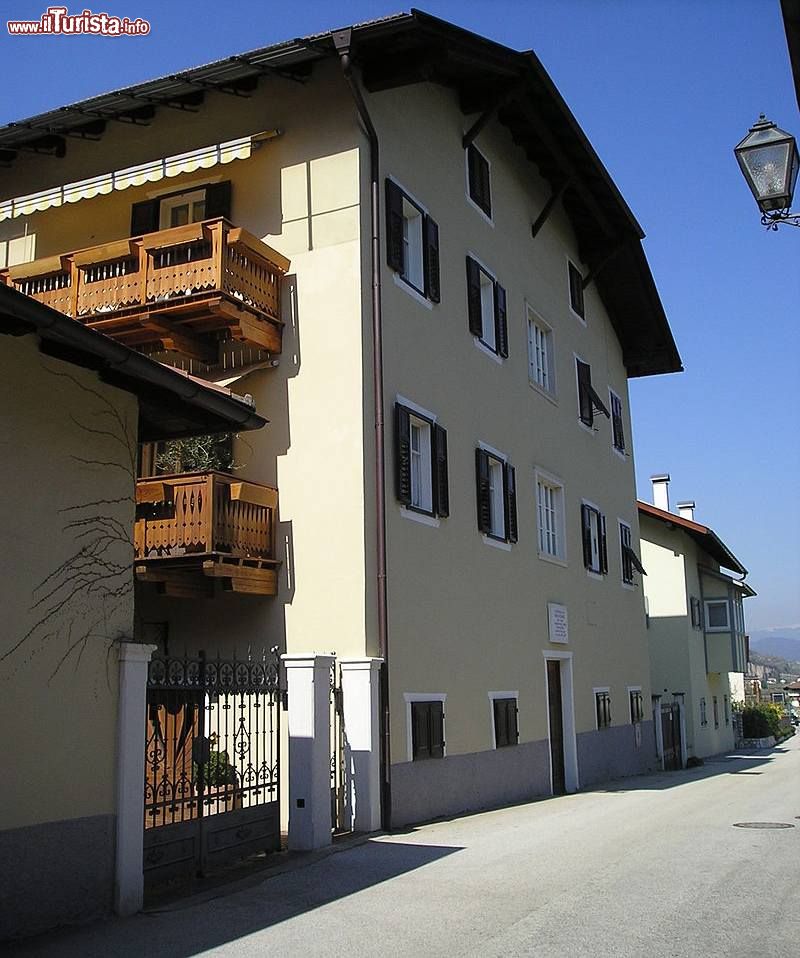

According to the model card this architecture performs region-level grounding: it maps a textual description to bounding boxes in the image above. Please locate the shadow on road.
[13,840,463,958]
[591,746,792,794]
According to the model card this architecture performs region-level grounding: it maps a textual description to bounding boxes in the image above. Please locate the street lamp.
[734,114,800,229]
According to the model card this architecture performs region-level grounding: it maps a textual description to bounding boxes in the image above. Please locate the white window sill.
[466,193,494,227]
[569,306,587,326]
[577,419,597,436]
[400,506,440,528]
[538,551,568,568]
[393,272,433,310]
[586,569,605,582]
[528,380,558,406]
[621,581,636,592]
[482,534,511,552]
[612,446,628,462]
[474,337,503,364]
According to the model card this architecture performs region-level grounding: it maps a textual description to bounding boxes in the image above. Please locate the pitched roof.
[637,500,748,577]
[0,9,681,379]
[0,283,267,441]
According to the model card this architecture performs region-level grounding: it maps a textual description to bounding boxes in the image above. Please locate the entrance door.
[547,660,567,795]
[661,703,682,770]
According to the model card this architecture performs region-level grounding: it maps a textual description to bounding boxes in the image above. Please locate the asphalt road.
[11,736,799,957]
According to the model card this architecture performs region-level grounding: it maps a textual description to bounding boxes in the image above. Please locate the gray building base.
[0,814,115,942]
[577,720,659,787]
[391,739,552,828]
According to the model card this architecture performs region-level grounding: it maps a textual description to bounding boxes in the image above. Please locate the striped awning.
[0,130,279,222]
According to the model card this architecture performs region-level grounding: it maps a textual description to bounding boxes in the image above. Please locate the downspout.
[333,29,392,831]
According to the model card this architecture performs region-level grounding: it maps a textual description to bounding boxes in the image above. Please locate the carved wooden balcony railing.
[0,218,289,365]
[134,471,279,597]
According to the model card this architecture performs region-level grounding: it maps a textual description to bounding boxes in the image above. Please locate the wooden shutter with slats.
[432,423,449,518]
[423,215,440,303]
[475,448,492,533]
[581,504,593,568]
[504,463,518,543]
[494,283,508,358]
[385,179,404,273]
[394,403,412,506]
[204,180,232,220]
[466,256,483,336]
[130,199,159,236]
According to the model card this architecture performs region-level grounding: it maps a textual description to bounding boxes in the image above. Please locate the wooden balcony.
[134,471,279,598]
[0,218,289,365]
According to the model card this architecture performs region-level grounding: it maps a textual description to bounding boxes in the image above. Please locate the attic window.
[467,143,492,219]
[568,261,585,319]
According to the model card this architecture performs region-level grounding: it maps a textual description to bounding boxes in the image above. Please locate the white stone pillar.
[114,642,157,916]
[283,654,335,852]
[340,658,383,833]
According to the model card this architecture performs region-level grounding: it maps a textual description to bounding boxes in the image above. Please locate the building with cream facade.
[639,476,754,763]
[0,8,683,878]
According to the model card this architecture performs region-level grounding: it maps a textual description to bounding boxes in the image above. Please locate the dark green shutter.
[430,702,445,758]
[569,261,584,318]
[599,513,608,573]
[504,463,518,543]
[385,179,404,273]
[205,180,231,220]
[432,423,449,518]
[466,256,483,336]
[577,359,593,426]
[412,703,430,760]
[394,403,412,506]
[475,448,491,533]
[130,199,159,236]
[494,283,508,358]
[494,698,508,747]
[423,215,440,303]
[581,504,593,568]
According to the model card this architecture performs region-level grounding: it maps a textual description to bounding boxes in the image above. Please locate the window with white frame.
[475,447,517,543]
[629,688,644,724]
[619,521,645,584]
[466,256,508,357]
[581,503,607,574]
[568,260,585,319]
[394,402,449,518]
[385,179,440,302]
[159,188,207,229]
[466,143,492,218]
[527,309,555,394]
[609,389,626,454]
[536,472,565,561]
[595,689,612,729]
[705,599,730,632]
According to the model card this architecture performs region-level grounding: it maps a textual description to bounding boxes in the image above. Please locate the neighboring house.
[0,7,682,893]
[639,476,755,764]
[0,284,267,939]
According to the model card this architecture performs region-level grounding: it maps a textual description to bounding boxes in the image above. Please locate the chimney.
[651,473,670,512]
[677,501,695,522]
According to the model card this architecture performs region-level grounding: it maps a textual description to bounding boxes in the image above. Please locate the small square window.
[493,697,519,748]
[595,690,612,729]
[411,700,445,760]
[467,143,491,218]
[527,310,555,394]
[629,689,644,724]
[568,261,585,319]
[705,600,730,632]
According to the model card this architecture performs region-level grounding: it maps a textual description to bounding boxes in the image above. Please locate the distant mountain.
[749,628,800,661]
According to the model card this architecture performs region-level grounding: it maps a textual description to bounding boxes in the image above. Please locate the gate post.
[340,658,383,833]
[283,654,335,851]
[114,641,157,916]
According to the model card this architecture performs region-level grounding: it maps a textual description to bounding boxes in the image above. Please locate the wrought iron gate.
[143,649,282,888]
[330,662,350,835]
[661,702,682,771]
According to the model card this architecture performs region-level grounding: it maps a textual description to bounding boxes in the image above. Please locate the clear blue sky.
[2,0,798,630]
